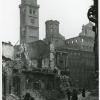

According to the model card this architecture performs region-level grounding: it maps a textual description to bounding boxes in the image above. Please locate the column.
[20,75,26,98]
[6,76,10,97]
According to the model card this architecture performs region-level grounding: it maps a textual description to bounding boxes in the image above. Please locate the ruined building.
[2,1,70,100]
[56,22,95,89]
[2,0,95,100]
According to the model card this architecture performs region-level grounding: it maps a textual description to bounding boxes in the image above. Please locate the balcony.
[22,67,58,76]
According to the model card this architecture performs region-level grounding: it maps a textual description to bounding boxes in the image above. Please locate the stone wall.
[55,49,95,89]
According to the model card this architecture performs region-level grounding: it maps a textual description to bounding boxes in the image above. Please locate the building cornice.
[19,4,39,9]
[26,25,39,29]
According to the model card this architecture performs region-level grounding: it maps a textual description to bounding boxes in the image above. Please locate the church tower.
[19,0,39,44]
[45,20,65,48]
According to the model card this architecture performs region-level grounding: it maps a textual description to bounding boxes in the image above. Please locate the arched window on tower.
[29,8,32,14]
[33,10,36,14]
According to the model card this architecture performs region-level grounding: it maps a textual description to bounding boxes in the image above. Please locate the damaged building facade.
[2,0,95,100]
[2,41,70,100]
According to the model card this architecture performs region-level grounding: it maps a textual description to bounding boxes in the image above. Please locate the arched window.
[82,39,84,43]
[76,40,77,43]
[29,8,32,14]
[33,10,36,14]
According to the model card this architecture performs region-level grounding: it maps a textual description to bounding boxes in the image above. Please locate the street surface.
[64,91,98,100]
[78,92,91,100]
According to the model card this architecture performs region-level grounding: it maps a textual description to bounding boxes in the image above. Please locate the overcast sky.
[0,0,93,45]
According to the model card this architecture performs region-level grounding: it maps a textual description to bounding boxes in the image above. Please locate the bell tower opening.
[19,0,39,44]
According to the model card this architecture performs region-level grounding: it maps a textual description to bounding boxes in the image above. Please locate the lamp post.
[87,0,98,88]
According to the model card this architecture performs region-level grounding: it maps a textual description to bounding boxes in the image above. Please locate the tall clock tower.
[19,0,39,44]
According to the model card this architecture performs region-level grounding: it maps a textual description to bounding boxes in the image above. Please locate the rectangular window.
[33,82,40,90]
